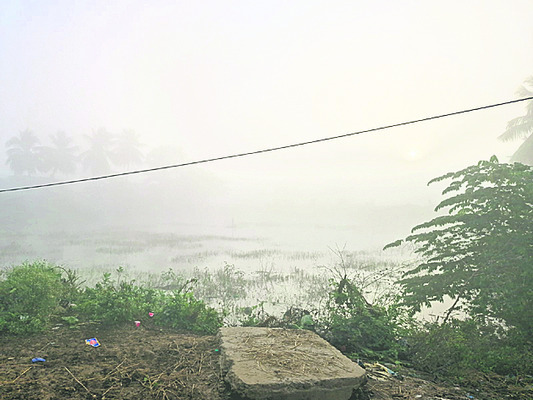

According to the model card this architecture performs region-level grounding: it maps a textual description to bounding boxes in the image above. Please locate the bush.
[156,291,221,334]
[318,276,407,361]
[407,319,533,378]
[0,264,221,336]
[0,261,64,334]
[76,268,221,334]
[387,158,533,337]
[385,158,533,380]
[77,270,163,324]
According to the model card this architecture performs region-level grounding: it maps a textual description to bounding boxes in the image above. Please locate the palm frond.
[510,134,533,165]
[498,116,533,141]
[516,86,533,98]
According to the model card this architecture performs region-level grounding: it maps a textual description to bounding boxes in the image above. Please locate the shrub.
[385,158,533,380]
[407,319,533,378]
[156,291,222,334]
[0,261,64,334]
[0,263,222,336]
[318,276,407,361]
[386,158,533,337]
[77,270,163,324]
[76,268,221,334]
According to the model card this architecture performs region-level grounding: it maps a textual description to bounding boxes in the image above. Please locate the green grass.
[0,263,221,335]
[1,256,531,382]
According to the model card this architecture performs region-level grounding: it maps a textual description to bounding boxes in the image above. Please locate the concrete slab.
[219,327,366,400]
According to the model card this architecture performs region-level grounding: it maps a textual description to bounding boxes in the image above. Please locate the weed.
[61,316,80,327]
[407,319,533,378]
[192,263,247,311]
[156,291,221,334]
[0,261,64,334]
[77,268,154,324]
[75,267,220,334]
[317,274,408,361]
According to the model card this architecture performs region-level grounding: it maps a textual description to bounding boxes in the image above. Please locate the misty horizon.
[1,0,532,265]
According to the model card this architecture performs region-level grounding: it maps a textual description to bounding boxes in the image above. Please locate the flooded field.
[0,224,415,322]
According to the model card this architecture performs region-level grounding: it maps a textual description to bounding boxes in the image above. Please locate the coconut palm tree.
[80,128,115,175]
[40,131,79,177]
[112,129,144,169]
[5,129,42,176]
[498,76,533,165]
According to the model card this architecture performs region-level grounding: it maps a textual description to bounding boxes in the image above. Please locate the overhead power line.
[1,96,532,194]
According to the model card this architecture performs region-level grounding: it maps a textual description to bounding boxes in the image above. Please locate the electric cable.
[1,96,531,194]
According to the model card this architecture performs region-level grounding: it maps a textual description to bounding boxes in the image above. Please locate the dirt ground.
[0,323,227,400]
[0,325,531,400]
[361,366,532,400]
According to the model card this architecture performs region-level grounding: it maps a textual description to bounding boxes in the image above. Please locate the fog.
[1,1,532,269]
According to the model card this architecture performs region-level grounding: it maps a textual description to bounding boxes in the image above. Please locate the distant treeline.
[3,128,184,178]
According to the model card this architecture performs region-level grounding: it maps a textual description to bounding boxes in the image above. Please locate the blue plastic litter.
[32,357,46,363]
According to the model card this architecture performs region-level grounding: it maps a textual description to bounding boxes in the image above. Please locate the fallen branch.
[65,367,96,398]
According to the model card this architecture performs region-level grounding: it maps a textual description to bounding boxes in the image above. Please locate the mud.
[1,325,530,400]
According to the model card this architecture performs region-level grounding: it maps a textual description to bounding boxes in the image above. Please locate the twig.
[172,361,184,372]
[101,384,115,398]
[442,294,462,324]
[11,366,33,383]
[103,359,126,379]
[65,367,96,398]
[197,353,204,374]
[38,342,53,352]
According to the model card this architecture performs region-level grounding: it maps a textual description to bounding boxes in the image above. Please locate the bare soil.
[0,325,530,400]
[0,324,227,400]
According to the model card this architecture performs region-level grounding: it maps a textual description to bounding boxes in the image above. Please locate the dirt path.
[0,325,530,399]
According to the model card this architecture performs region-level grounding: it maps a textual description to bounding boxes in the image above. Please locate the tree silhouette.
[5,129,42,176]
[40,131,78,177]
[498,76,533,165]
[112,129,144,168]
[80,128,115,175]
[386,157,532,335]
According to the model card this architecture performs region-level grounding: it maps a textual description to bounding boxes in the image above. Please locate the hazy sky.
[1,1,532,234]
